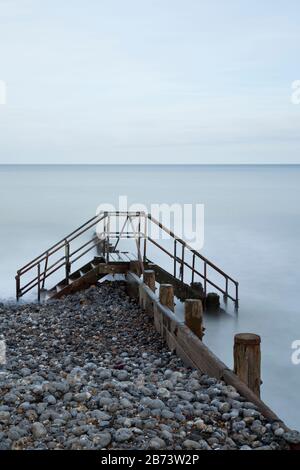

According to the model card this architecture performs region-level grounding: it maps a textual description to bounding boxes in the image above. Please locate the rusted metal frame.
[148,214,237,301]
[107,215,111,263]
[18,214,106,278]
[180,244,185,283]
[65,240,70,283]
[147,236,236,301]
[20,272,43,293]
[235,282,239,309]
[174,240,177,277]
[20,255,65,292]
[70,242,100,265]
[16,211,238,303]
[69,235,98,258]
[17,242,65,277]
[102,214,108,262]
[143,214,147,263]
[191,249,236,284]
[122,253,134,262]
[67,213,106,244]
[37,263,41,302]
[224,277,229,303]
[15,275,20,301]
[106,211,145,217]
[20,261,66,297]
[112,216,129,252]
[191,253,195,284]
[128,215,144,273]
[110,232,143,238]
[18,213,104,274]
[41,252,49,289]
[148,214,237,284]
[137,214,141,255]
[17,213,107,298]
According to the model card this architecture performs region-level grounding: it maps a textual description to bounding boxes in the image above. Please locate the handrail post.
[224,277,229,303]
[143,214,147,263]
[174,240,177,277]
[65,241,70,283]
[235,282,239,310]
[42,251,49,289]
[37,263,41,303]
[137,213,141,254]
[204,261,207,296]
[106,215,110,263]
[191,253,195,284]
[15,274,20,301]
[180,244,185,283]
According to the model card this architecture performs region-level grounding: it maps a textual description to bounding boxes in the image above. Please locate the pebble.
[0,282,294,450]
[283,430,300,444]
[114,428,133,442]
[92,432,111,448]
[149,437,166,449]
[32,422,47,439]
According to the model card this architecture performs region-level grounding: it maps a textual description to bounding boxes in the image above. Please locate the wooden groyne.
[126,270,286,427]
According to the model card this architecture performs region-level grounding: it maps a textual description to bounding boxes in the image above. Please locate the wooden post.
[143,270,156,292]
[234,333,261,397]
[159,284,174,311]
[129,260,142,277]
[184,299,203,339]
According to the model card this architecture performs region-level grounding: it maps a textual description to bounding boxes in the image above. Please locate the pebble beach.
[0,282,298,450]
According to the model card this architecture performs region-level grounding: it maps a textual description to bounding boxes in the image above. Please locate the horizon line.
[1,163,300,166]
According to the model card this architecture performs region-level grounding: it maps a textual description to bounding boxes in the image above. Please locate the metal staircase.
[15,211,239,307]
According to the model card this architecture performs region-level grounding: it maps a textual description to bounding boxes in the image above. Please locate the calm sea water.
[0,164,300,429]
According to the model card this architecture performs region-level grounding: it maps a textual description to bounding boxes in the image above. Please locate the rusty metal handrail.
[15,211,238,307]
[15,212,143,300]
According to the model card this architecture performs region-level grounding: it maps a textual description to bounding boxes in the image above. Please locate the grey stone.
[0,411,10,423]
[92,432,111,448]
[274,427,285,437]
[283,430,300,444]
[114,428,133,442]
[32,422,47,439]
[116,370,129,381]
[149,437,166,449]
[183,439,202,450]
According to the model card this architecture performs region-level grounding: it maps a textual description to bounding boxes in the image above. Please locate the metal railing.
[15,211,239,307]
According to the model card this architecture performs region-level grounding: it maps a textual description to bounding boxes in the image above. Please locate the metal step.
[56,279,68,293]
[69,271,82,283]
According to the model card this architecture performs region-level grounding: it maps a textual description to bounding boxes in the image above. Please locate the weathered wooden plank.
[176,325,228,379]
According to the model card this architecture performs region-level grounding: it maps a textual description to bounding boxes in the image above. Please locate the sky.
[0,0,300,164]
